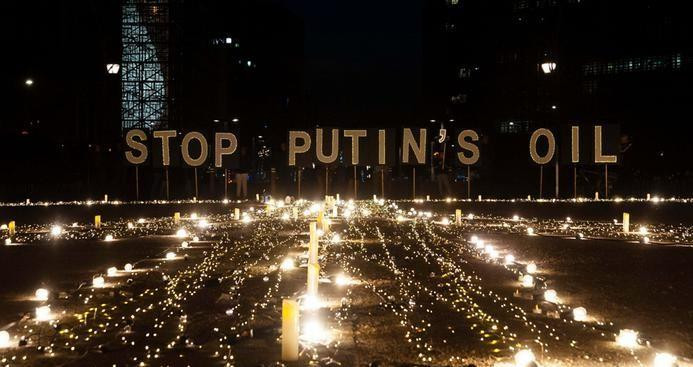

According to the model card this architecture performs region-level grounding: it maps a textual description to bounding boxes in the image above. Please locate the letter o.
[529,128,555,165]
[181,132,209,167]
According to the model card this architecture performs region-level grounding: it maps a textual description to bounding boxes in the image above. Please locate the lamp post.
[540,61,557,74]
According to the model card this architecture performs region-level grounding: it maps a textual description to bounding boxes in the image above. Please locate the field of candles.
[1,198,692,367]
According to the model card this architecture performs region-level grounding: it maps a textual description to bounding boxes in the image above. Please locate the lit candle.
[622,212,630,233]
[94,215,101,228]
[174,212,180,224]
[8,221,15,236]
[281,299,299,361]
[307,263,320,296]
[309,222,318,265]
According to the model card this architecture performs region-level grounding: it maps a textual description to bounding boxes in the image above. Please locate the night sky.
[286,0,423,124]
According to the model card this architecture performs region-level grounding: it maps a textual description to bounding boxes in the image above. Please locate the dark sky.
[0,0,424,137]
[282,0,424,125]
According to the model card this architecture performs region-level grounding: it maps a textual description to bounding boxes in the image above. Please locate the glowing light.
[335,274,351,286]
[0,330,10,348]
[137,218,146,223]
[301,295,322,310]
[521,274,534,288]
[176,228,188,238]
[470,235,479,244]
[526,227,535,235]
[280,258,295,271]
[639,226,648,235]
[181,241,189,248]
[190,212,198,220]
[653,353,677,367]
[4,239,10,245]
[281,213,291,221]
[544,289,559,303]
[331,233,342,243]
[396,215,406,222]
[50,225,62,237]
[467,213,474,220]
[641,236,650,244]
[541,62,556,74]
[526,262,537,274]
[197,219,210,228]
[300,319,331,344]
[504,254,515,265]
[35,305,52,321]
[35,288,49,301]
[514,349,536,367]
[124,263,134,272]
[242,215,252,224]
[107,267,118,276]
[512,215,520,221]
[193,236,200,242]
[616,329,639,348]
[165,252,176,260]
[127,222,134,229]
[316,229,324,237]
[106,63,120,74]
[440,217,450,226]
[104,234,114,242]
[572,307,587,321]
[92,276,105,288]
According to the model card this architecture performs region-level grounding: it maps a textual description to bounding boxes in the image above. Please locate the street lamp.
[106,63,120,74]
[541,62,557,74]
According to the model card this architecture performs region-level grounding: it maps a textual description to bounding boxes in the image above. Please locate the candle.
[309,222,318,265]
[622,212,630,233]
[455,209,462,225]
[174,212,180,224]
[307,263,320,296]
[281,299,299,361]
[8,221,15,236]
[94,215,101,228]
[234,208,240,221]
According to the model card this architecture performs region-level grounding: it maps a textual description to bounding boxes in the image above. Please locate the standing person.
[235,147,250,199]
[276,143,290,197]
[434,147,452,198]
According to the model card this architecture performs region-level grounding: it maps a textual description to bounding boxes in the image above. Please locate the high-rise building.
[121,0,172,130]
